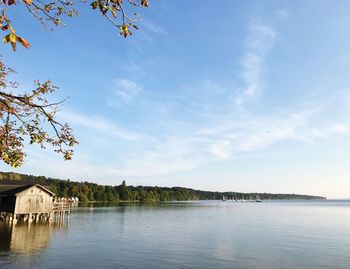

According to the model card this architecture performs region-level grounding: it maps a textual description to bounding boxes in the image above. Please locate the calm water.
[0,200,350,269]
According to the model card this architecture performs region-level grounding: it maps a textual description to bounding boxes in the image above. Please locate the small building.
[0,184,55,222]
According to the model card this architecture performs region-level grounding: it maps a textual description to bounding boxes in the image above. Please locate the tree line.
[0,172,326,202]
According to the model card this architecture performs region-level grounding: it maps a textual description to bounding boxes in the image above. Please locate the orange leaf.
[141,0,149,7]
[16,36,30,48]
[24,0,32,4]
[10,40,16,51]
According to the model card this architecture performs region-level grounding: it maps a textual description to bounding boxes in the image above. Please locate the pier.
[52,200,71,222]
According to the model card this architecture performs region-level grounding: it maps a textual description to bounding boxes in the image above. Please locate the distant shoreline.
[85,197,328,202]
[0,171,326,202]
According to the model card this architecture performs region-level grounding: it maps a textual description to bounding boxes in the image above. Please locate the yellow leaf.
[2,34,10,44]
[119,24,131,38]
[9,33,16,43]
[111,9,117,18]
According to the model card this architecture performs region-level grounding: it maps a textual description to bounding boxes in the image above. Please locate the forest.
[0,172,326,202]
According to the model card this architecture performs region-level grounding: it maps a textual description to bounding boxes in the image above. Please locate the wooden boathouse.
[0,182,70,223]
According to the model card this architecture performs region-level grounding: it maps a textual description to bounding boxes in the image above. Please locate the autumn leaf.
[9,33,16,43]
[90,1,98,9]
[2,34,10,43]
[10,40,16,51]
[44,4,52,12]
[23,0,32,4]
[119,24,131,38]
[141,0,149,7]
[16,36,30,48]
[111,9,117,18]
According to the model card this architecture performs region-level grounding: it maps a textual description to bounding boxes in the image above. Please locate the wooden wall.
[14,186,53,214]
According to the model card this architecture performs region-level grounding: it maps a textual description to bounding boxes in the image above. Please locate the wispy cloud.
[236,20,276,105]
[209,140,232,160]
[15,92,350,181]
[330,123,349,134]
[142,20,168,36]
[275,9,291,20]
[111,96,350,177]
[236,112,312,151]
[60,110,141,141]
[110,78,143,103]
[129,19,169,49]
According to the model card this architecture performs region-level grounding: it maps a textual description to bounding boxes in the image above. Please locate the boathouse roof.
[0,183,55,196]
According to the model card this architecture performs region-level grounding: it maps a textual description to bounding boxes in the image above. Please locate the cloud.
[60,110,141,141]
[55,82,350,178]
[15,94,350,180]
[105,106,321,177]
[209,140,231,160]
[111,78,143,103]
[128,19,168,49]
[329,123,349,134]
[275,9,291,20]
[142,20,168,36]
[236,21,277,105]
[237,113,310,151]
[118,136,210,176]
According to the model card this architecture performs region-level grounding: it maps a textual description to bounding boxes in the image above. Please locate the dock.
[52,201,71,222]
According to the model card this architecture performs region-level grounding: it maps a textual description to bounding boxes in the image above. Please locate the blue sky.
[1,0,350,198]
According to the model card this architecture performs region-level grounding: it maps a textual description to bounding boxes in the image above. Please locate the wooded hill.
[0,171,326,202]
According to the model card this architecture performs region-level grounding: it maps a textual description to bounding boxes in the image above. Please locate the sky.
[1,0,350,198]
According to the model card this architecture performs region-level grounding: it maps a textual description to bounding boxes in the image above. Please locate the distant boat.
[256,195,262,202]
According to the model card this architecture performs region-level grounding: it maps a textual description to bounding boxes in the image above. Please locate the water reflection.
[1,201,350,269]
[0,221,68,256]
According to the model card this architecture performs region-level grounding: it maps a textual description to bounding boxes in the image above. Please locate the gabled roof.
[0,184,55,196]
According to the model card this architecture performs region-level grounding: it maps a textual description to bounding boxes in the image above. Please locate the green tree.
[0,0,149,167]
[118,180,130,201]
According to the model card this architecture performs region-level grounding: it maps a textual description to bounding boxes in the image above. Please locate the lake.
[0,200,350,268]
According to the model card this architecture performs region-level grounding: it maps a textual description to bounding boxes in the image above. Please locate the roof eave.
[14,184,55,197]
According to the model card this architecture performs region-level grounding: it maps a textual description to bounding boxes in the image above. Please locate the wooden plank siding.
[0,185,55,215]
[14,186,54,215]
